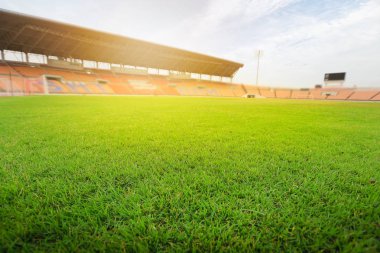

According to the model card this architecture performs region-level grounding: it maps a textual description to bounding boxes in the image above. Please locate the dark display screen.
[324,73,346,81]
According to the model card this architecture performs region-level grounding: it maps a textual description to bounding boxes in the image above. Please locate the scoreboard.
[324,72,346,81]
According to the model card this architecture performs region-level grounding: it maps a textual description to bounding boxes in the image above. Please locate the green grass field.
[0,96,379,252]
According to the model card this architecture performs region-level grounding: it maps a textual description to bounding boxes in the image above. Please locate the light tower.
[256,50,263,86]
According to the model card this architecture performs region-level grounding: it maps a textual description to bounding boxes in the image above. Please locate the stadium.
[1,5,379,252]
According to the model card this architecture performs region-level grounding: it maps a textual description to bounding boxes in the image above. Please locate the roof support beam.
[67,41,84,57]
[4,25,28,49]
[27,29,49,53]
[45,32,71,56]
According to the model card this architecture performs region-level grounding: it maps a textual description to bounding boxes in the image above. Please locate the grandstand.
[1,61,379,101]
[0,9,379,100]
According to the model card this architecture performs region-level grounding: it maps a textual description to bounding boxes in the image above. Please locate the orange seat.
[349,90,380,101]
[275,89,292,99]
[291,90,310,99]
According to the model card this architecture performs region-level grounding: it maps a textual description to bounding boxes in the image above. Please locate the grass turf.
[0,96,379,252]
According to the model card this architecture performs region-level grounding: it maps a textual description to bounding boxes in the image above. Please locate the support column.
[9,71,14,96]
[42,75,49,95]
[1,50,4,60]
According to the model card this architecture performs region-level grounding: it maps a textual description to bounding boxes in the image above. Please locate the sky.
[1,0,380,88]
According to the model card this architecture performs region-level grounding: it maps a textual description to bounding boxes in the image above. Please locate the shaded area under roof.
[0,9,243,77]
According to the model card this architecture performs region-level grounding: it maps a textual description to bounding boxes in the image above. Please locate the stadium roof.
[0,9,243,77]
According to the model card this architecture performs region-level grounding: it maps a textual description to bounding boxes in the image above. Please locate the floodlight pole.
[256,50,262,86]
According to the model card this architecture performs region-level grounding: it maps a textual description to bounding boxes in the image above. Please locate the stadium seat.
[243,85,261,96]
[275,89,292,99]
[259,88,276,98]
[48,80,70,93]
[370,92,380,101]
[324,89,355,100]
[0,64,19,75]
[12,66,45,77]
[291,90,310,99]
[22,78,44,94]
[0,78,8,92]
[309,89,327,100]
[348,90,380,101]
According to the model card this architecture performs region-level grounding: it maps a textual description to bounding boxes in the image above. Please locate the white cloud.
[192,0,297,35]
[154,0,297,50]
[232,0,380,87]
